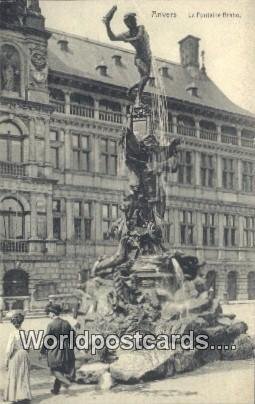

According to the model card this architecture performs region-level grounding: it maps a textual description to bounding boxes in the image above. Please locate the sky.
[40,0,255,114]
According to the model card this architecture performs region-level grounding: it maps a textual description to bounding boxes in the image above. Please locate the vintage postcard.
[0,0,254,403]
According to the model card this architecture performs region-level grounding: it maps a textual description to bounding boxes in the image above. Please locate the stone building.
[0,3,254,311]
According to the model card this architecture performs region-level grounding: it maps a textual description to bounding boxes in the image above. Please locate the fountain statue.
[74,7,254,387]
[103,5,151,106]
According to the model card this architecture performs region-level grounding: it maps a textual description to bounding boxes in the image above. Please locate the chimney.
[179,35,200,77]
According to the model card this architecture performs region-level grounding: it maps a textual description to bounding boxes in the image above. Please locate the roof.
[48,29,254,119]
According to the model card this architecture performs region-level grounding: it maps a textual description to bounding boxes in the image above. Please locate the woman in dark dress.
[40,304,75,395]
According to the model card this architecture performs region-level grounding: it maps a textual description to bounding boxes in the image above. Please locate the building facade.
[0,3,255,311]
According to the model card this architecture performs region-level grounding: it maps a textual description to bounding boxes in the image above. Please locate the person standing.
[40,303,75,395]
[4,312,32,403]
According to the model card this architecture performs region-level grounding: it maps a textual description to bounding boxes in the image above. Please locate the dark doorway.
[248,272,255,300]
[4,269,29,297]
[227,271,238,301]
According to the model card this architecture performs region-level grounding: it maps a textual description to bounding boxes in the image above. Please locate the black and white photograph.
[0,0,254,403]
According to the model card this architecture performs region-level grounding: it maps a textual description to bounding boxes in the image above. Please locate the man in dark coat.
[40,303,75,395]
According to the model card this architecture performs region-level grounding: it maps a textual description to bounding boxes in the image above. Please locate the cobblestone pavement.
[1,360,253,404]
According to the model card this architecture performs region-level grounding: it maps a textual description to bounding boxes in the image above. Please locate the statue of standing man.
[103,5,152,106]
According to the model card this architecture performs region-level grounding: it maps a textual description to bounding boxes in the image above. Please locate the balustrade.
[0,161,25,176]
[70,103,95,118]
[0,240,29,253]
[177,124,196,137]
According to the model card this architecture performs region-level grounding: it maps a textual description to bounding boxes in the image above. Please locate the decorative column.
[216,124,221,143]
[29,194,38,253]
[194,151,200,187]
[94,99,100,121]
[46,195,53,239]
[30,194,37,239]
[196,210,204,261]
[237,127,242,146]
[29,118,36,162]
[95,201,102,242]
[64,129,71,170]
[238,215,245,261]
[237,158,243,192]
[216,154,222,188]
[44,118,52,177]
[94,134,101,174]
[28,118,38,177]
[195,119,200,138]
[217,212,225,260]
[46,194,56,254]
[64,91,71,115]
[66,199,74,240]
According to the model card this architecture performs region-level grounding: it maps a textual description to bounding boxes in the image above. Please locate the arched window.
[227,271,238,301]
[0,121,23,163]
[0,198,25,240]
[247,272,255,300]
[0,44,21,94]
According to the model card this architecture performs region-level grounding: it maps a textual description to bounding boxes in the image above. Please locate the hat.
[124,12,136,20]
[10,312,25,326]
[45,303,61,316]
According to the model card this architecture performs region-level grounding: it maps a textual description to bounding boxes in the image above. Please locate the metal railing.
[0,161,25,176]
[0,240,29,253]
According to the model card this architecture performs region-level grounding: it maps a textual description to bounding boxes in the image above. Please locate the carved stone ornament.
[31,69,47,84]
[31,47,47,71]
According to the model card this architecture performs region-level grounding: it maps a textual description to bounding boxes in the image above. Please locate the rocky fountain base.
[74,254,254,389]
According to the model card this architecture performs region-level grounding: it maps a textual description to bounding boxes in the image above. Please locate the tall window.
[243,216,255,247]
[178,151,193,185]
[242,161,254,193]
[201,154,214,188]
[223,214,236,247]
[53,200,61,240]
[180,210,194,245]
[102,203,118,240]
[0,122,23,163]
[202,213,216,246]
[72,134,90,171]
[222,158,235,190]
[50,129,60,169]
[163,209,172,243]
[73,201,92,241]
[100,139,118,175]
[0,198,24,240]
